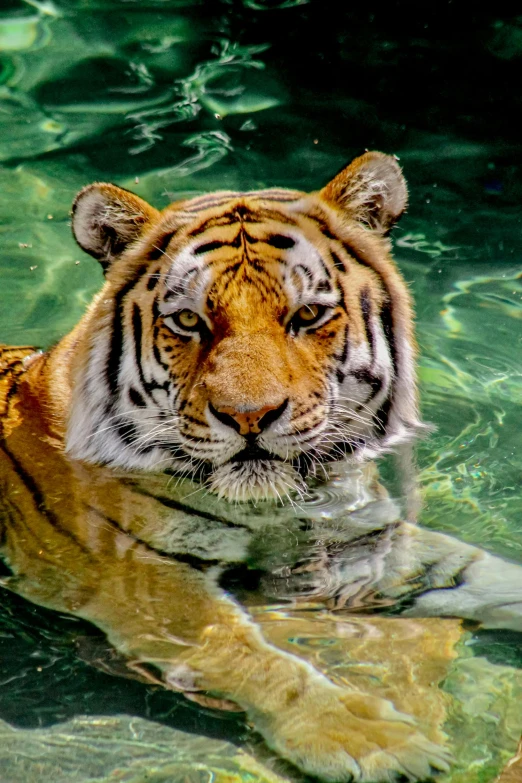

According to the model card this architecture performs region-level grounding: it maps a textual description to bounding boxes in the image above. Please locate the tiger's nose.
[209,400,288,436]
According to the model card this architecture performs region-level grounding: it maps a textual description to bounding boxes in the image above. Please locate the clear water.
[1,2,522,781]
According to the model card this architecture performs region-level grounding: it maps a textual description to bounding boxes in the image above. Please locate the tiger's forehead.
[174,188,305,216]
[157,192,340,313]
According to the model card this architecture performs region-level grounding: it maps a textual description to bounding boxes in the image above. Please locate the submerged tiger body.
[2,152,522,781]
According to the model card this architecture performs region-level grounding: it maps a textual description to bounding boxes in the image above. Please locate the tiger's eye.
[177,309,200,329]
[297,304,320,322]
[289,303,328,333]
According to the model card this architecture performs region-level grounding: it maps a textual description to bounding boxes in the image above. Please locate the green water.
[1,2,522,781]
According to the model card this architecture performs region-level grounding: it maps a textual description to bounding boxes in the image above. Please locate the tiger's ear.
[320,151,408,235]
[72,183,159,271]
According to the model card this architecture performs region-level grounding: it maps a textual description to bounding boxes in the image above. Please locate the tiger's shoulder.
[0,346,40,438]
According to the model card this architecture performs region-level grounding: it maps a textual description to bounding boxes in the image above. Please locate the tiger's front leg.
[80,549,451,783]
[181,620,452,782]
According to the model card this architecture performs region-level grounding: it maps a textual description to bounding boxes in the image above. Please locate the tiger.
[32,151,419,502]
[2,151,522,782]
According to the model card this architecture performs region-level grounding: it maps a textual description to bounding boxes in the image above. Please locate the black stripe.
[131,302,169,400]
[165,443,189,459]
[248,258,269,273]
[106,265,148,398]
[2,378,21,418]
[84,504,224,571]
[189,231,241,253]
[288,422,321,439]
[242,208,297,225]
[129,386,147,407]
[265,234,295,249]
[0,442,93,555]
[146,273,160,291]
[152,297,170,371]
[152,340,162,370]
[182,413,209,427]
[342,241,375,271]
[132,302,148,397]
[254,190,301,200]
[315,279,332,293]
[305,213,336,240]
[117,420,142,448]
[374,396,392,433]
[336,324,350,364]
[184,195,237,212]
[149,231,175,260]
[376,301,397,433]
[360,288,375,360]
[330,251,347,272]
[323,439,359,458]
[187,215,236,235]
[379,299,397,371]
[0,346,36,360]
[340,247,399,438]
[220,261,241,278]
[195,240,227,255]
[177,434,214,444]
[122,483,250,530]
[0,492,65,574]
[258,194,300,202]
[152,340,167,371]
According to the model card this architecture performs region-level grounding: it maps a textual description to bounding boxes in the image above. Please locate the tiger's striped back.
[0,346,40,439]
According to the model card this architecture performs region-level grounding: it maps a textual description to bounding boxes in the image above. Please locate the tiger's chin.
[207,459,304,503]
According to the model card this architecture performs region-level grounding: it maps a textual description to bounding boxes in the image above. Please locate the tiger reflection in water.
[1,153,522,782]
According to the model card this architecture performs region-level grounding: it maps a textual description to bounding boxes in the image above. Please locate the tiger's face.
[66,152,419,502]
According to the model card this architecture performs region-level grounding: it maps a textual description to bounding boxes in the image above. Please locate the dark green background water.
[1,2,522,781]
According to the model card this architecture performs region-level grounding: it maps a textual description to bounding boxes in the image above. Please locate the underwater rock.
[0,714,288,783]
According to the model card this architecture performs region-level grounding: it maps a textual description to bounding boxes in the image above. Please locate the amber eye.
[297,304,320,322]
[290,304,326,332]
[174,309,201,331]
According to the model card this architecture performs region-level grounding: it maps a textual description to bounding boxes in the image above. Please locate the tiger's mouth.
[207,456,304,503]
[230,444,283,463]
[192,440,302,503]
[175,432,312,503]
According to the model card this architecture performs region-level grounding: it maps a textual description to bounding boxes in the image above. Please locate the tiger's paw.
[255,685,452,782]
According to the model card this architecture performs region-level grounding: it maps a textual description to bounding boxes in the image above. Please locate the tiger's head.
[64,151,419,502]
